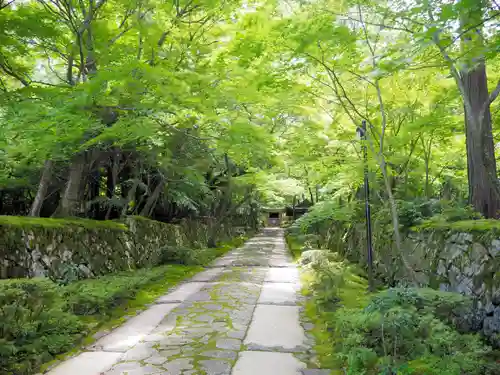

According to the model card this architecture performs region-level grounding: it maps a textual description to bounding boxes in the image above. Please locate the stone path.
[47,229,324,375]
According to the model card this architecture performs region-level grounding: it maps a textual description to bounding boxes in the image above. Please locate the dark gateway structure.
[262,199,311,227]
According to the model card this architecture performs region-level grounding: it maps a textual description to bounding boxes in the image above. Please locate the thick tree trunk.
[55,155,86,217]
[460,1,500,218]
[29,160,53,217]
[88,168,100,219]
[140,178,164,217]
[462,63,499,218]
[105,151,120,220]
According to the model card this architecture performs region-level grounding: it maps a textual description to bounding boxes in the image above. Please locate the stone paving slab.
[210,254,240,267]
[232,351,306,375]
[268,255,295,267]
[258,282,299,306]
[47,351,123,375]
[90,303,180,352]
[301,370,332,375]
[244,305,306,352]
[104,278,261,374]
[157,282,207,303]
[191,268,225,281]
[264,267,300,283]
[215,267,268,284]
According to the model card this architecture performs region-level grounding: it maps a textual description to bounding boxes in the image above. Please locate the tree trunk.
[105,151,120,220]
[121,178,139,217]
[140,178,164,217]
[88,168,100,219]
[460,1,500,218]
[309,187,315,204]
[420,137,432,199]
[106,164,114,199]
[29,160,53,217]
[463,63,499,218]
[55,155,86,217]
[380,160,418,284]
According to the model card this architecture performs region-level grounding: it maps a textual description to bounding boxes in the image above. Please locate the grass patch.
[285,233,304,260]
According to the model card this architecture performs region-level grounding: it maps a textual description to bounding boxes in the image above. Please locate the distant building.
[262,207,286,227]
[261,199,311,227]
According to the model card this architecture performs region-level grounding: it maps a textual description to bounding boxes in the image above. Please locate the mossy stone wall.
[318,219,500,346]
[0,216,233,280]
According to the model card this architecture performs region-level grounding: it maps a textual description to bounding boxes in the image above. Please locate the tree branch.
[489,79,500,104]
[0,0,14,10]
[108,8,153,46]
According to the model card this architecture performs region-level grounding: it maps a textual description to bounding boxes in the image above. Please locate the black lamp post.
[357,120,374,292]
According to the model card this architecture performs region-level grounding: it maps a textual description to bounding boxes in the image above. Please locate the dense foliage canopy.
[1,2,500,373]
[0,0,499,233]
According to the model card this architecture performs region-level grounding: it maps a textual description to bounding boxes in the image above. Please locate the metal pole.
[358,120,374,292]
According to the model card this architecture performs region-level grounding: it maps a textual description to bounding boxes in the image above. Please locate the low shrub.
[159,245,201,265]
[64,267,166,315]
[299,249,341,267]
[0,279,84,375]
[159,234,249,266]
[299,250,500,375]
[0,266,198,375]
[335,288,496,375]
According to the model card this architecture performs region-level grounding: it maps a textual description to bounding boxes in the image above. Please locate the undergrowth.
[289,235,500,375]
[0,235,247,375]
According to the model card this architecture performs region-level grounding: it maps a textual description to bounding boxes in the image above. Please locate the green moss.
[124,215,178,229]
[414,219,500,233]
[285,233,303,260]
[0,215,127,231]
[302,261,369,372]
[126,215,155,222]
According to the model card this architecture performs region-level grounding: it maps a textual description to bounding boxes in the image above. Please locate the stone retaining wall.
[402,230,500,344]
[0,216,237,281]
[319,222,500,346]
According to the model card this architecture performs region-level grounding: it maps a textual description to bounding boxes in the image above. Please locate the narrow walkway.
[48,229,313,375]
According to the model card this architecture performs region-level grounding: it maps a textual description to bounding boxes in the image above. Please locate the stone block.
[232,351,306,375]
[47,351,123,375]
